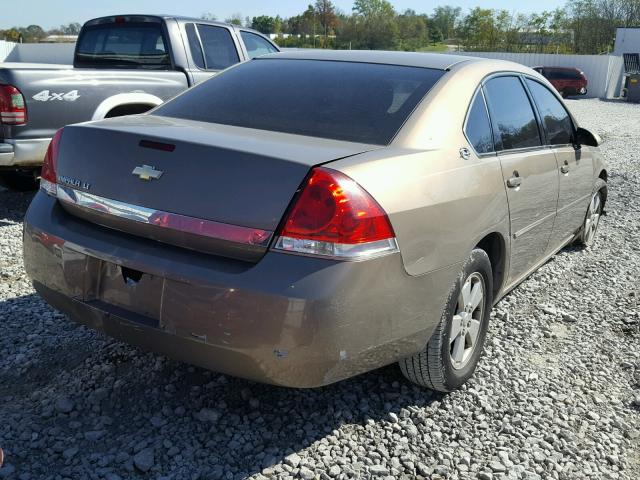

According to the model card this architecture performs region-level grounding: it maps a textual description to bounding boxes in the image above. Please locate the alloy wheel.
[450,272,485,370]
[584,191,602,246]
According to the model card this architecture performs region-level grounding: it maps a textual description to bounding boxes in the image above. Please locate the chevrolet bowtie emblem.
[132,165,163,181]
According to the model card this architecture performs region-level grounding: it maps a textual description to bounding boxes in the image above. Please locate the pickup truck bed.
[0,64,188,168]
[0,14,279,190]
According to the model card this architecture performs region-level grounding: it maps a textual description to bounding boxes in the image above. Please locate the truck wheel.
[399,248,493,392]
[0,170,39,191]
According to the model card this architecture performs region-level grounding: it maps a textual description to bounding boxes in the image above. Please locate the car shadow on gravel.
[0,187,35,223]
[0,292,444,478]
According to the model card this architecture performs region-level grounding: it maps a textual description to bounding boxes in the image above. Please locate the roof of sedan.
[258,50,481,70]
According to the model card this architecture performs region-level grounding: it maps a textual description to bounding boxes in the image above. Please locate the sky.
[1,0,567,30]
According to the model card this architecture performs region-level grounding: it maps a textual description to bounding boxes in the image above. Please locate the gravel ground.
[0,98,638,480]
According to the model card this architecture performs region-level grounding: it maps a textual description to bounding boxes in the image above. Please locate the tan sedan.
[23,50,607,391]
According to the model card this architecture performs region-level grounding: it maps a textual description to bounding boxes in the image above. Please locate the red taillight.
[0,84,27,125]
[40,128,64,196]
[274,167,398,259]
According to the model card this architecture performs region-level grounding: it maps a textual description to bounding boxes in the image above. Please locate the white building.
[614,28,640,55]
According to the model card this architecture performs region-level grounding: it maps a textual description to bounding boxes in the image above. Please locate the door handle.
[560,163,570,174]
[506,174,522,188]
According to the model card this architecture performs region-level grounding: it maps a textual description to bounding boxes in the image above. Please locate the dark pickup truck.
[0,14,279,189]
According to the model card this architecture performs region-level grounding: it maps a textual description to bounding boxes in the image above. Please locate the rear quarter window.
[464,90,494,154]
[153,59,444,145]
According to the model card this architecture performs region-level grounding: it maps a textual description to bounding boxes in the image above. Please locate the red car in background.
[533,66,588,98]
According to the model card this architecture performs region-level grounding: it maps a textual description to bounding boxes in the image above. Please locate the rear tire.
[0,170,39,191]
[576,178,607,248]
[399,248,493,392]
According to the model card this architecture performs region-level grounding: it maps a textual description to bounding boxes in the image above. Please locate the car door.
[483,75,560,284]
[524,78,594,250]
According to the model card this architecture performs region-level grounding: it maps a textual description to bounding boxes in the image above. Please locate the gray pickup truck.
[0,14,279,189]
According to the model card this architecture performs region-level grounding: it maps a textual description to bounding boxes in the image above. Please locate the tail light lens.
[0,84,27,125]
[273,167,398,260]
[40,128,64,196]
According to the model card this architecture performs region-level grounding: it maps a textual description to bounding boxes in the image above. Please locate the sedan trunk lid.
[55,115,381,262]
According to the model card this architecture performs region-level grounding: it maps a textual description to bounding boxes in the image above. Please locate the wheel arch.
[474,232,507,301]
[597,169,608,207]
[91,93,164,121]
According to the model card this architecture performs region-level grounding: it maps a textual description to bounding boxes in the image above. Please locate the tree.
[22,25,46,42]
[352,0,394,18]
[314,0,338,43]
[397,10,429,51]
[350,0,399,49]
[225,13,244,26]
[459,7,499,51]
[1,28,21,42]
[251,15,278,34]
[429,26,444,45]
[60,22,82,35]
[431,6,461,41]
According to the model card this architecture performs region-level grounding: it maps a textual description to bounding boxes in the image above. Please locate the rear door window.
[483,76,542,151]
[464,90,494,154]
[240,31,278,59]
[526,79,574,145]
[76,22,171,68]
[196,24,239,70]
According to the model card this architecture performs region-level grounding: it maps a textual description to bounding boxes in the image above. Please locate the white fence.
[450,51,625,99]
[0,40,74,64]
[0,40,626,98]
[0,40,15,62]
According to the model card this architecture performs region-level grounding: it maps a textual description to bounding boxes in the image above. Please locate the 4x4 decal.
[32,90,81,102]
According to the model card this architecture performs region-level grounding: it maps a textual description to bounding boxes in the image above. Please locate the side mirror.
[574,127,602,147]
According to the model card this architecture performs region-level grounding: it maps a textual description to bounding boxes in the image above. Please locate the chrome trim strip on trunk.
[56,185,273,247]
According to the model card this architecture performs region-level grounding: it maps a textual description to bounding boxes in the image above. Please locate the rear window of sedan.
[154,59,444,145]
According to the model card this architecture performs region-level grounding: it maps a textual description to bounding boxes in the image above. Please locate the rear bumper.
[0,138,50,167]
[557,85,588,96]
[23,192,459,387]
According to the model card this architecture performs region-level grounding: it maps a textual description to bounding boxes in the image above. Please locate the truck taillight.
[40,129,64,196]
[273,167,399,260]
[0,84,27,125]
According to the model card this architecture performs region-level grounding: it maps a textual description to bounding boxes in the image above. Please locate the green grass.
[416,43,449,52]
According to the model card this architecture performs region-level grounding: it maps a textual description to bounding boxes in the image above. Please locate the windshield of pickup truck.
[75,23,171,69]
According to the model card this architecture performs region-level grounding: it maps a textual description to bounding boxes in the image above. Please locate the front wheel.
[399,249,493,392]
[576,178,607,247]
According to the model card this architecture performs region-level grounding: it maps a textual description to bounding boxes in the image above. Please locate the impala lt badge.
[58,175,91,190]
[132,165,163,181]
